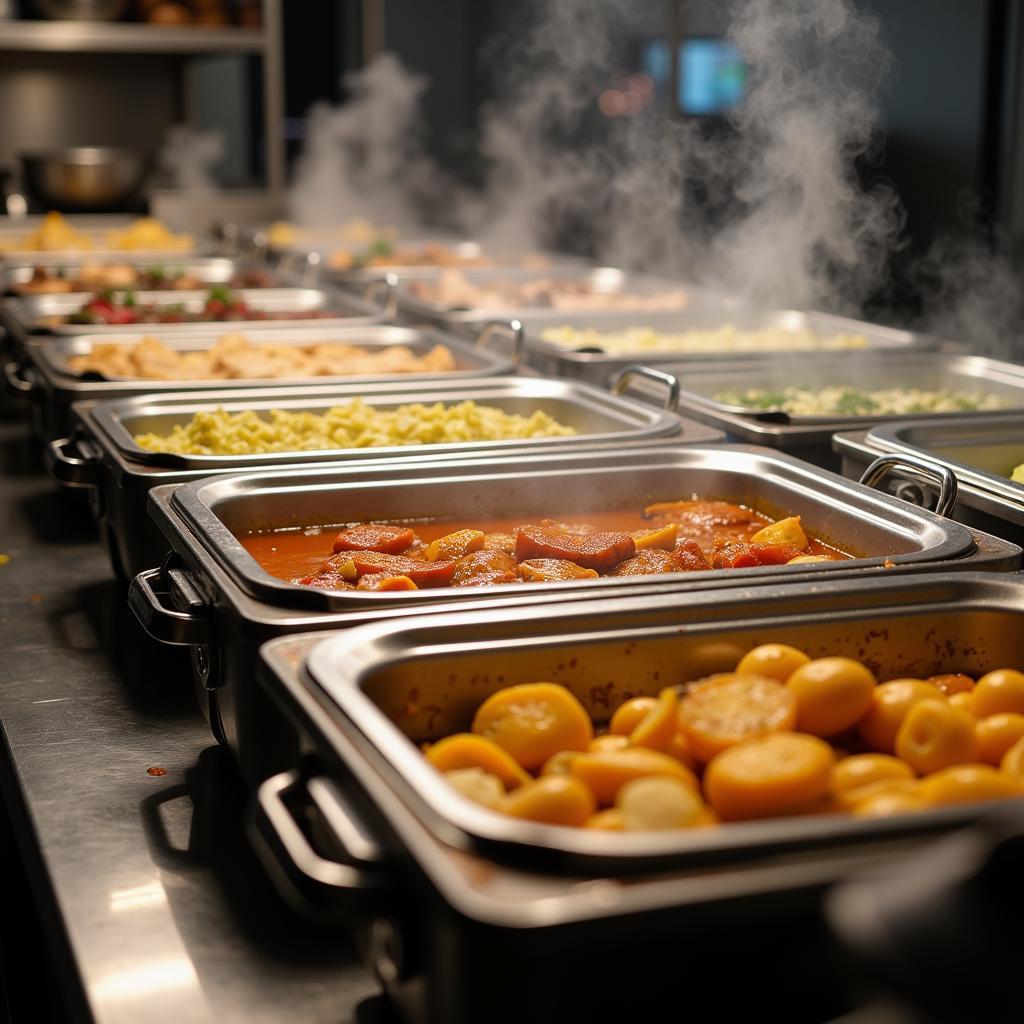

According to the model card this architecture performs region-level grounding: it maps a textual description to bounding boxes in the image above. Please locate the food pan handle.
[611,364,681,413]
[300,250,322,288]
[249,770,387,921]
[362,272,399,320]
[239,229,269,266]
[474,318,524,366]
[859,453,958,518]
[45,433,100,489]
[4,360,37,397]
[128,560,212,646]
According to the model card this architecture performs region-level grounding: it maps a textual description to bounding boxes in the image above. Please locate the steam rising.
[473,0,904,311]
[704,0,904,311]
[288,53,448,232]
[158,125,224,193]
[286,0,1021,347]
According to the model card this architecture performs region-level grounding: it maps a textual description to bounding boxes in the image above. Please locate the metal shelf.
[0,20,268,54]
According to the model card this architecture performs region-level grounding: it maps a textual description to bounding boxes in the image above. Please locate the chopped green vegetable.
[714,386,1006,417]
[206,284,237,304]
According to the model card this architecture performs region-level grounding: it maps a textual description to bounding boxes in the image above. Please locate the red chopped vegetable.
[711,542,804,569]
[673,539,712,572]
[294,570,355,591]
[514,523,635,572]
[355,574,418,591]
[332,524,416,555]
[344,550,458,585]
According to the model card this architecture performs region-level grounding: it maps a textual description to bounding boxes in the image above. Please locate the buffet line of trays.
[4,212,1024,1022]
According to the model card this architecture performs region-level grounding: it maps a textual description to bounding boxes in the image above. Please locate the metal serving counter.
[0,418,381,1024]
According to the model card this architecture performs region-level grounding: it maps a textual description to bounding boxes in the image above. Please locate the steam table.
[0,416,384,1023]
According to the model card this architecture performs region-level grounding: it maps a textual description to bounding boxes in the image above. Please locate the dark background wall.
[281,0,1024,267]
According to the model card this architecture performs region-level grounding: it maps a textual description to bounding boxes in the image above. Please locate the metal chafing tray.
[377,264,737,328]
[48,372,697,578]
[624,351,1024,469]
[834,415,1024,544]
[1,285,382,338]
[246,572,1024,1023]
[126,445,1019,783]
[0,256,295,295]
[12,320,513,440]
[518,308,937,386]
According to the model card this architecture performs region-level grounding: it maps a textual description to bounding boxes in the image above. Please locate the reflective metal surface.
[0,419,378,1023]
[294,570,1024,873]
[131,444,1018,782]
[258,628,918,1024]
[4,286,383,336]
[519,309,936,386]
[17,322,522,441]
[834,424,1024,545]
[167,443,980,613]
[620,351,1024,469]
[52,398,722,581]
[91,374,684,471]
[1,257,282,295]
[382,264,735,328]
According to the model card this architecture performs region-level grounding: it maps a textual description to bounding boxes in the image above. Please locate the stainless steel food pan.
[50,380,715,579]
[272,233,585,280]
[520,308,937,386]
[127,445,1018,783]
[268,571,1024,876]
[236,572,1024,1024]
[12,321,519,441]
[379,264,738,328]
[1,285,383,337]
[0,256,288,295]
[0,213,178,264]
[834,416,1024,544]
[627,351,1024,469]
[161,444,984,611]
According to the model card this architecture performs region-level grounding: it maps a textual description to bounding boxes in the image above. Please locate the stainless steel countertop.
[0,418,381,1023]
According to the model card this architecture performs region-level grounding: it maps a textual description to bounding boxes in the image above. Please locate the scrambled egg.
[540,324,870,354]
[1012,464,1024,484]
[134,399,576,456]
[104,217,192,251]
[0,212,192,253]
[0,211,93,252]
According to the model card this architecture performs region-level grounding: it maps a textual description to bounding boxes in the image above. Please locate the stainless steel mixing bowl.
[20,148,147,213]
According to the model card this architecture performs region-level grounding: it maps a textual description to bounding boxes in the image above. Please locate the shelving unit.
[0,3,284,194]
[0,20,267,53]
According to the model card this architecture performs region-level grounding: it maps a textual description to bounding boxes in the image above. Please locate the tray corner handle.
[859,452,958,518]
[363,272,399,320]
[474,318,524,366]
[611,364,681,413]
[128,563,212,647]
[248,770,385,922]
[45,434,100,489]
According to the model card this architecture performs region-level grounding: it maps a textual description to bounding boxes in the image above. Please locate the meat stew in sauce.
[239,500,850,592]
